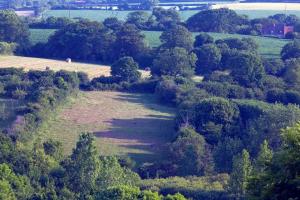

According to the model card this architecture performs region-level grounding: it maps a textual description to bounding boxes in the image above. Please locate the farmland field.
[36,91,175,163]
[0,56,150,79]
[42,9,300,22]
[29,29,289,58]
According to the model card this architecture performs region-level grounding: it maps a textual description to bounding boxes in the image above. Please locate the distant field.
[0,56,150,79]
[36,91,175,163]
[29,29,55,44]
[43,9,300,22]
[30,29,289,58]
[143,31,289,58]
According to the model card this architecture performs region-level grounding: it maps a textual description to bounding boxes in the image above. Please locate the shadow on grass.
[112,93,175,114]
[93,116,174,164]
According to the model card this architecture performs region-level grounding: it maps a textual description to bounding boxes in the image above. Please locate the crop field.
[42,9,300,22]
[29,29,289,58]
[37,91,175,163]
[0,56,150,79]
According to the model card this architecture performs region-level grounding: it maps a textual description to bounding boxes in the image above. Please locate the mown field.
[0,55,150,79]
[30,29,289,58]
[42,9,300,21]
[36,91,175,163]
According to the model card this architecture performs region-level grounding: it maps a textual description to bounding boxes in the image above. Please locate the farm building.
[262,23,294,38]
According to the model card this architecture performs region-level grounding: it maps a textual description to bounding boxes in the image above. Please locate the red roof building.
[262,23,294,38]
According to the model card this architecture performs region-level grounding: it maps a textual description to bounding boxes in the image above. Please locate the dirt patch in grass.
[37,91,175,163]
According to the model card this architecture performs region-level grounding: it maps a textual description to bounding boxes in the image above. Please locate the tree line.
[0,8,300,200]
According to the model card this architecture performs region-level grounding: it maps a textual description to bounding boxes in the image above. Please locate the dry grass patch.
[37,91,175,163]
[0,56,150,79]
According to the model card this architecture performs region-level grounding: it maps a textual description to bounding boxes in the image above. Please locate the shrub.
[0,42,17,55]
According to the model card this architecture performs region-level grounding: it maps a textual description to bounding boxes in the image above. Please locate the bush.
[0,42,17,55]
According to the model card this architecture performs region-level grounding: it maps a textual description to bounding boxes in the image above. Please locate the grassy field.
[0,56,150,79]
[36,91,175,163]
[143,31,289,58]
[29,29,289,58]
[42,9,300,22]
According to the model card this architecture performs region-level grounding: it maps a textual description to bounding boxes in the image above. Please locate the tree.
[0,164,32,200]
[46,20,114,62]
[141,0,159,10]
[152,47,196,77]
[169,127,214,176]
[96,185,140,200]
[126,11,151,29]
[228,52,265,86]
[111,57,141,82]
[194,44,222,74]
[152,7,180,30]
[187,97,240,144]
[103,17,123,31]
[160,25,194,51]
[96,156,140,189]
[214,137,243,173]
[63,133,100,198]
[281,40,300,60]
[229,149,252,198]
[194,32,214,47]
[283,58,300,89]
[247,123,300,200]
[186,8,248,33]
[113,24,147,60]
[0,10,30,50]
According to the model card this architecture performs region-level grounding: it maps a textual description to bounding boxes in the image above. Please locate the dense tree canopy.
[186,8,248,33]
[111,56,141,82]
[0,10,30,51]
[152,47,196,77]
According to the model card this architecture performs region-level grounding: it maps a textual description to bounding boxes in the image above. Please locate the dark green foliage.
[111,57,141,83]
[194,44,222,74]
[45,20,114,62]
[186,97,240,144]
[113,24,147,60]
[159,25,194,51]
[186,8,248,33]
[283,58,300,89]
[29,16,73,29]
[0,10,30,51]
[216,38,258,52]
[228,149,252,198]
[62,133,100,198]
[228,52,265,86]
[169,127,214,176]
[152,47,196,77]
[126,11,151,30]
[152,8,180,30]
[247,124,300,200]
[194,32,214,48]
[263,58,285,76]
[281,40,300,60]
[103,17,124,31]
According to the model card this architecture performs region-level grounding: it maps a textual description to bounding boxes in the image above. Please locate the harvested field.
[37,91,175,163]
[0,56,150,79]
